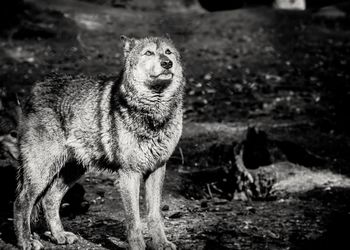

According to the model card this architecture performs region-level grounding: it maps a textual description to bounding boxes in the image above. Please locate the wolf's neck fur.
[112,71,184,135]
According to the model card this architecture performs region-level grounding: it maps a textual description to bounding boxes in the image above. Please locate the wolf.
[14,35,185,250]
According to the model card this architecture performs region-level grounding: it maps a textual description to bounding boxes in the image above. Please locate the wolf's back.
[25,76,103,116]
[19,76,114,156]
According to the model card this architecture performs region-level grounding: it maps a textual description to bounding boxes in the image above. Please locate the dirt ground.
[1,0,350,249]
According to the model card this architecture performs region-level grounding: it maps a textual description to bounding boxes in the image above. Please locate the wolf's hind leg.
[145,165,176,250]
[14,182,46,250]
[14,145,67,250]
[42,162,85,245]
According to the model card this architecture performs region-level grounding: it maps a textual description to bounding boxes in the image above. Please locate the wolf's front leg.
[118,170,145,250]
[145,165,176,250]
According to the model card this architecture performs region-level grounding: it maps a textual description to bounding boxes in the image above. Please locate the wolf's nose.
[161,59,173,69]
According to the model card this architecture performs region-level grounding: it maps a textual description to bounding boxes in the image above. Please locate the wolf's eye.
[10,131,17,138]
[165,49,172,55]
[144,50,154,56]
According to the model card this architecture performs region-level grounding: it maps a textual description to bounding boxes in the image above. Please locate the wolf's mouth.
[148,71,173,92]
[151,71,174,80]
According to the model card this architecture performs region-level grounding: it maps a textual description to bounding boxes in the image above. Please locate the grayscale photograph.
[0,0,350,249]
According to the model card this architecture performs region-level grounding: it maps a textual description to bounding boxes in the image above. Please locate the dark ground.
[1,0,350,249]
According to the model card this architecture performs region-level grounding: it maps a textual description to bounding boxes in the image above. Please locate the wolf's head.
[121,36,184,95]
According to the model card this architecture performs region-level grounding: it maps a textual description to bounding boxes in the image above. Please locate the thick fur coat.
[14,36,185,250]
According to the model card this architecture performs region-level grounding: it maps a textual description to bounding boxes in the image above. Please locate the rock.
[314,6,347,19]
[161,204,170,211]
[273,0,306,10]
[169,211,183,219]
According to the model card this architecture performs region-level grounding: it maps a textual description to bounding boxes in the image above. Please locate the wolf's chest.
[117,124,181,172]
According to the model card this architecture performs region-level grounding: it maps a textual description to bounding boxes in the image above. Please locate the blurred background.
[1,0,350,249]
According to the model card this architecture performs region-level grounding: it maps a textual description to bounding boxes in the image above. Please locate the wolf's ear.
[121,35,137,57]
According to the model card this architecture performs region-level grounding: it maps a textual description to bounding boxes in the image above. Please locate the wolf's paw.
[31,239,44,250]
[129,236,146,250]
[19,239,44,250]
[149,240,177,250]
[47,231,79,245]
